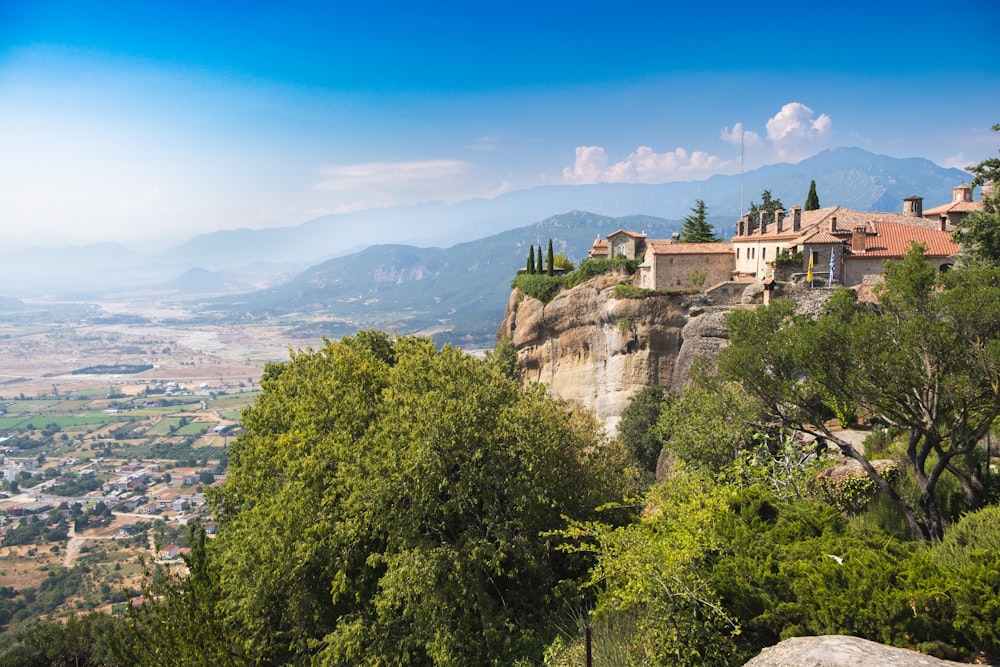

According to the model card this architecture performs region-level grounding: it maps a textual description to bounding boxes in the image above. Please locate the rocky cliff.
[497,272,838,430]
[497,271,732,431]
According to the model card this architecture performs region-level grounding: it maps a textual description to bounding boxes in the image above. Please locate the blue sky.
[1,0,998,247]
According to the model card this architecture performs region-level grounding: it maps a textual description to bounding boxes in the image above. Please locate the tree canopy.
[804,179,820,211]
[716,246,1000,542]
[680,199,720,243]
[125,332,636,666]
[953,124,1000,266]
[747,189,784,232]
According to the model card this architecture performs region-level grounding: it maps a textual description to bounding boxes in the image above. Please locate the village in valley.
[0,312,330,620]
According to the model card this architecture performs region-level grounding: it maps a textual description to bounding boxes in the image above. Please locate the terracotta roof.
[923,200,983,216]
[732,206,955,242]
[844,222,959,259]
[645,240,733,254]
[799,230,844,244]
[605,229,647,239]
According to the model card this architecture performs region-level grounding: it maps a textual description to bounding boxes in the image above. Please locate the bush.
[512,273,563,302]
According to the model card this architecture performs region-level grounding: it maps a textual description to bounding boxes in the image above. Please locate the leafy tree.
[132,332,635,665]
[953,124,1000,266]
[747,189,784,232]
[552,252,575,272]
[679,199,720,242]
[804,179,820,211]
[546,238,555,276]
[617,385,667,473]
[486,335,520,381]
[717,247,1000,542]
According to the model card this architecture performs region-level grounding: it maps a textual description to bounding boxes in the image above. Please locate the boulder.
[742,636,976,667]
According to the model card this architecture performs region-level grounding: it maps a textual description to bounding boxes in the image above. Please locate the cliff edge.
[497,272,730,431]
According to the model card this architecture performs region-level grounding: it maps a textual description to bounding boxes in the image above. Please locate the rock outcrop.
[742,636,975,667]
[497,273,722,430]
[497,274,840,429]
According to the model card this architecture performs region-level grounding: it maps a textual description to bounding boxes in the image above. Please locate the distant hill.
[158,147,972,270]
[0,147,974,298]
[202,212,686,347]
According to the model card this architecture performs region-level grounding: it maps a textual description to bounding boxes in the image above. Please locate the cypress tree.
[528,246,536,274]
[547,239,555,276]
[805,180,820,211]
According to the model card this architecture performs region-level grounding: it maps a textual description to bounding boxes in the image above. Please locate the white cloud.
[942,153,970,170]
[765,102,832,158]
[315,159,470,192]
[560,144,730,185]
[720,122,763,149]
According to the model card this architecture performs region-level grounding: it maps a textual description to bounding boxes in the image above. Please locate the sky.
[1,0,999,249]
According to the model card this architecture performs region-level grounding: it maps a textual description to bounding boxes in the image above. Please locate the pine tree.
[679,199,720,242]
[546,239,555,276]
[805,180,820,211]
[747,189,784,232]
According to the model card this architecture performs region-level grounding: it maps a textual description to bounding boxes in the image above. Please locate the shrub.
[512,273,563,302]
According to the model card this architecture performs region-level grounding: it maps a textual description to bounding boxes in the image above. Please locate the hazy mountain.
[0,148,973,298]
[156,147,971,271]
[200,212,685,347]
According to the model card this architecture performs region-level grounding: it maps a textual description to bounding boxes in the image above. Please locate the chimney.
[903,195,923,217]
[829,215,838,233]
[775,208,785,233]
[852,226,866,253]
[759,210,768,235]
[791,206,802,232]
[954,184,972,202]
[671,232,680,241]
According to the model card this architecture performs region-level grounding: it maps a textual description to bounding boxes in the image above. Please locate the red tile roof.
[844,222,958,259]
[646,239,733,254]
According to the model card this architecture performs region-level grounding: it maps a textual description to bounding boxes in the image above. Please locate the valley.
[0,296,332,625]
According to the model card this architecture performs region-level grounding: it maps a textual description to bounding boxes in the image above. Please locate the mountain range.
[0,147,975,344]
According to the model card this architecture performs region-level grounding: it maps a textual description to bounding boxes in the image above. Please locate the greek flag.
[829,247,836,284]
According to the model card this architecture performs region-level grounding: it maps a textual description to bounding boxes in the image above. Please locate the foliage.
[953,124,1000,266]
[486,335,520,381]
[547,238,555,276]
[688,267,708,291]
[747,189,784,232]
[679,199,720,243]
[512,272,563,302]
[612,282,683,299]
[717,250,1000,542]
[656,366,766,474]
[129,332,636,665]
[527,245,537,274]
[563,258,641,289]
[552,252,575,272]
[617,386,667,474]
[772,249,803,268]
[0,613,130,666]
[804,179,820,211]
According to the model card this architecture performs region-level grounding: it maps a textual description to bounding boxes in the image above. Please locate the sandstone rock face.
[742,636,975,667]
[498,276,723,430]
[497,278,838,429]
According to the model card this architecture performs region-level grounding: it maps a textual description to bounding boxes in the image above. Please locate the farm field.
[0,297,332,629]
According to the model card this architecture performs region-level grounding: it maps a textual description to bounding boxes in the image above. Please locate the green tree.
[953,124,1000,266]
[617,385,667,474]
[135,332,635,665]
[546,238,555,276]
[528,245,537,274]
[680,199,720,242]
[717,247,1000,542]
[805,179,820,211]
[747,189,784,232]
